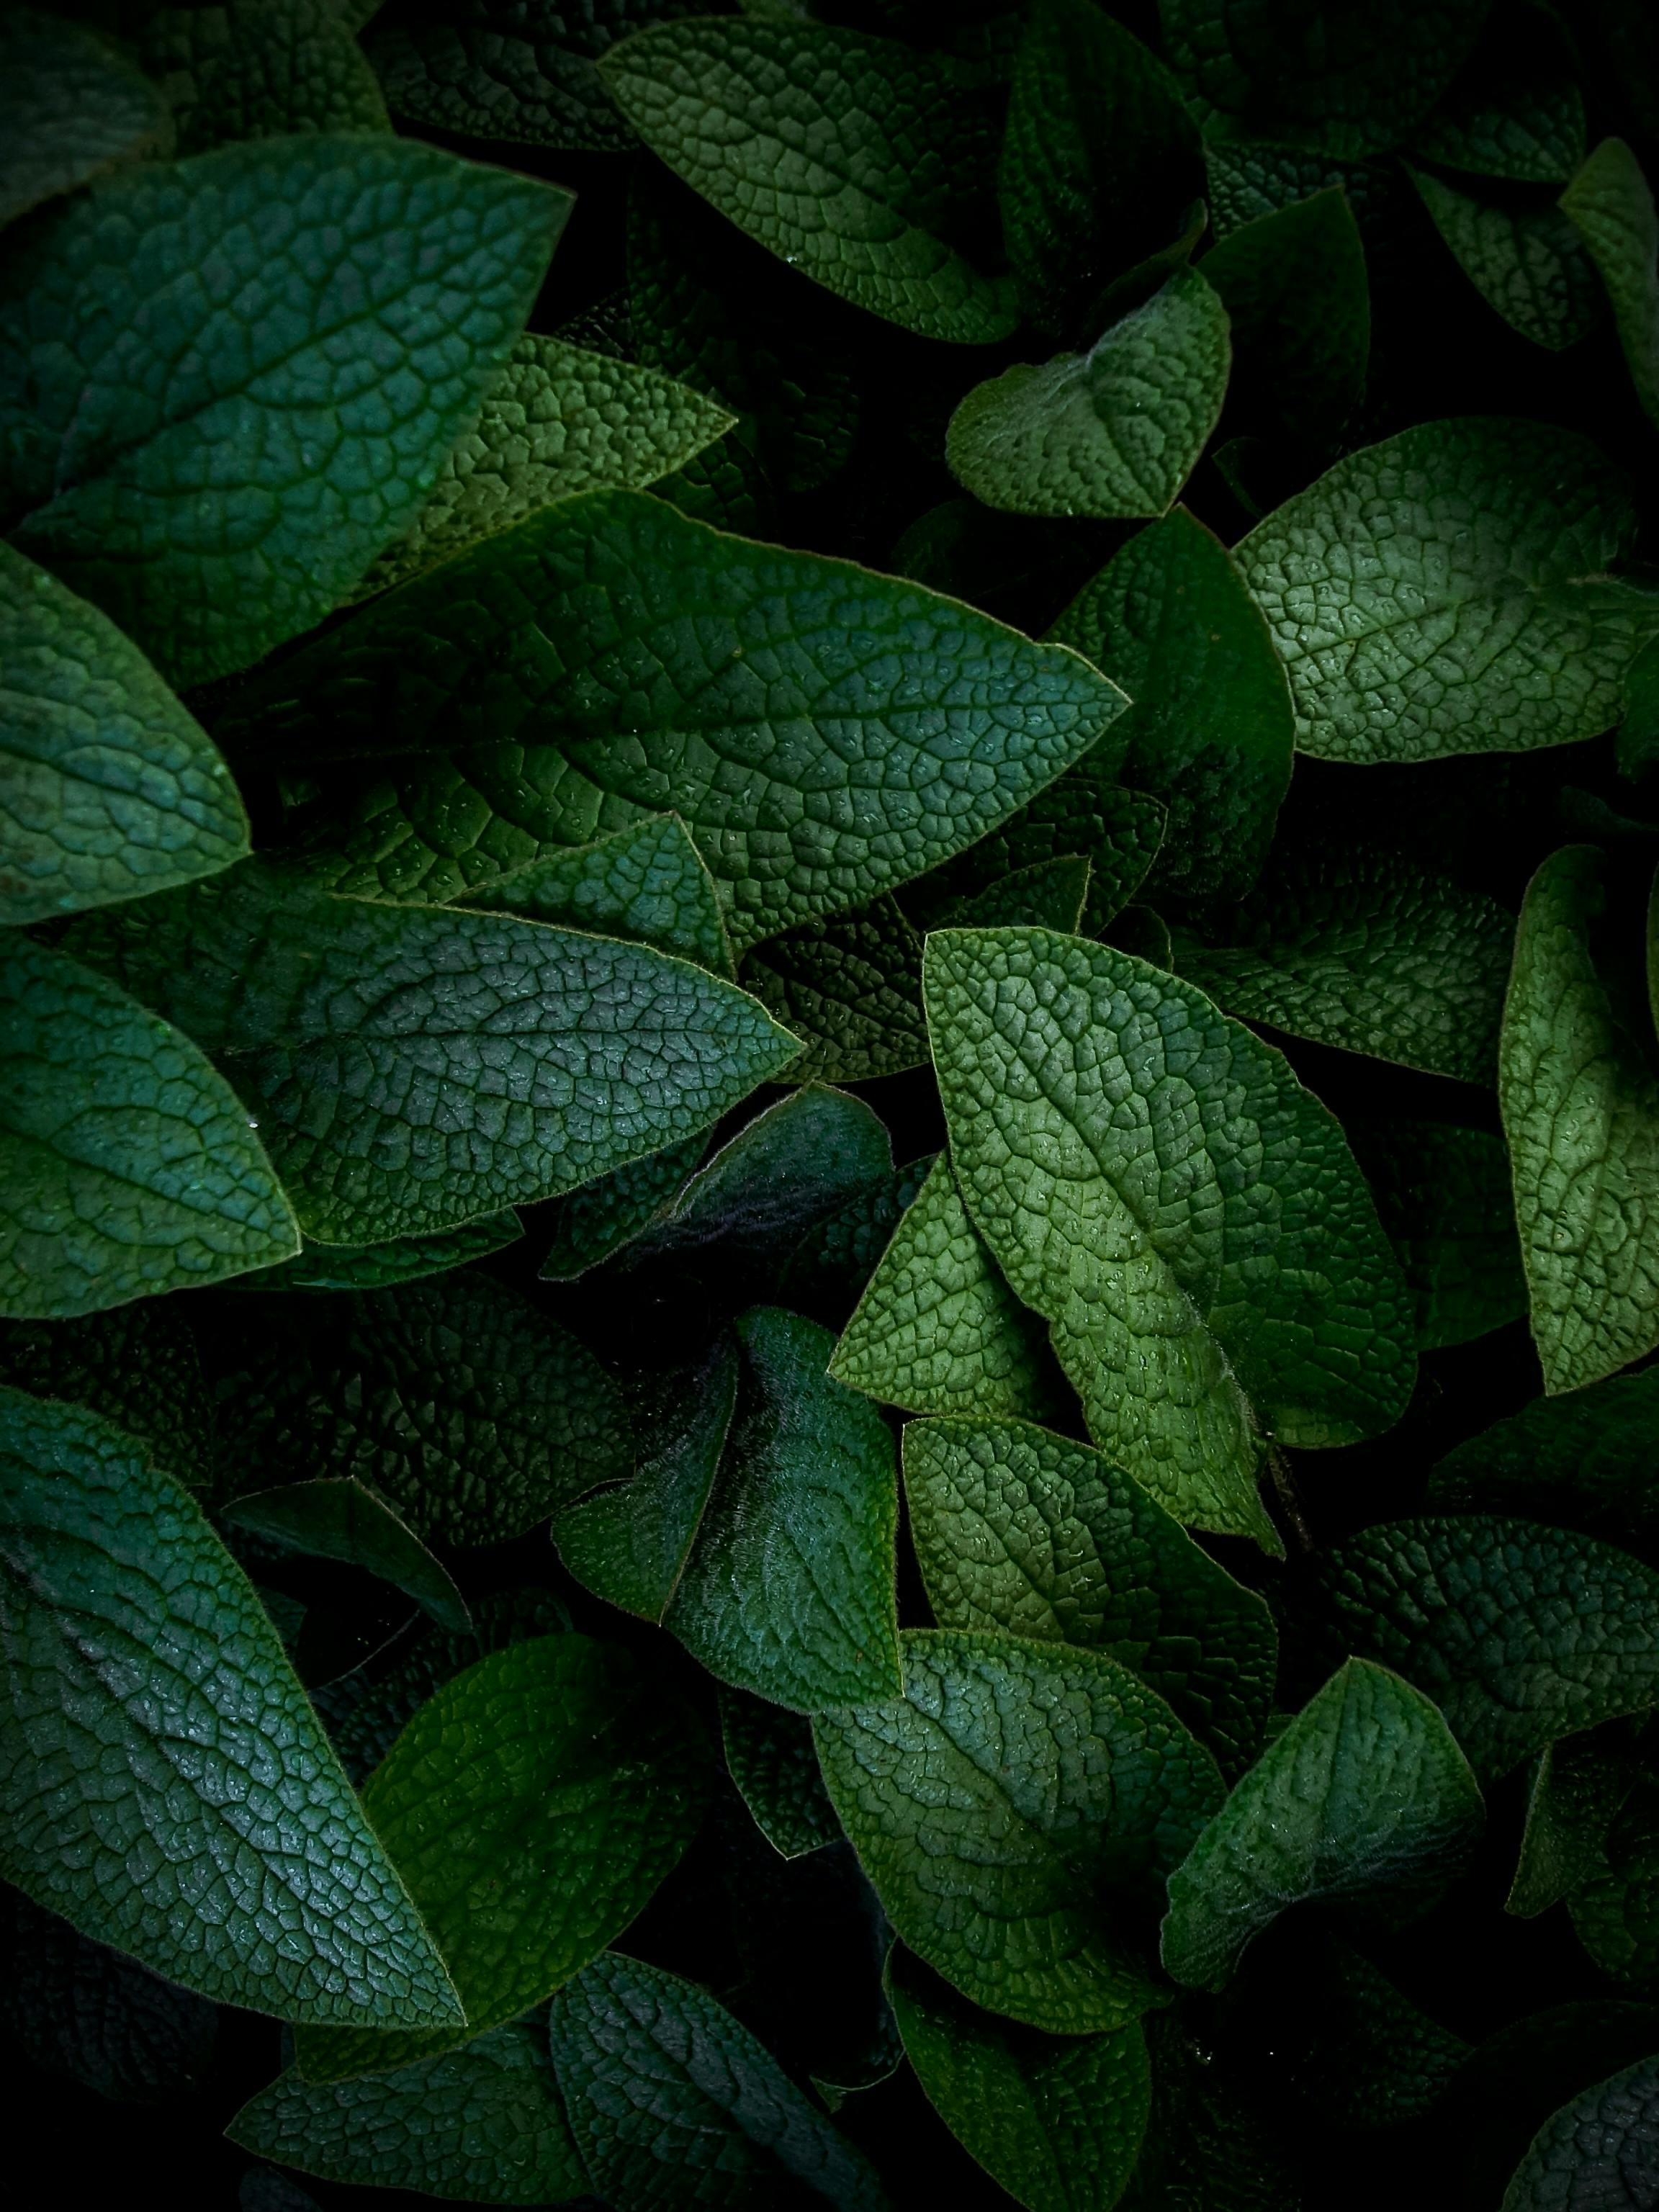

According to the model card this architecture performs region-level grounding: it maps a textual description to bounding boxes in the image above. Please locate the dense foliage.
[6,1,1659,2206]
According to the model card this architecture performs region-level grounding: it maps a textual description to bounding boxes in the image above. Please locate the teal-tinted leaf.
[295,1634,710,2082]
[1236,420,1659,763]
[0,1302,215,1492]
[1,934,298,1320]
[1562,139,1659,428]
[1200,188,1369,446]
[829,1155,1069,1427]
[238,1211,525,1295]
[1499,2051,1659,2209]
[739,901,928,1084]
[1407,166,1601,351]
[0,137,565,688]
[229,2021,587,2205]
[1,544,247,926]
[902,1417,1276,1779]
[1499,846,1659,1395]
[133,0,389,153]
[223,491,1125,950]
[462,812,734,975]
[549,1951,889,2211]
[0,1386,459,2027]
[1347,1119,1527,1351]
[1177,842,1514,1083]
[814,1627,1225,2033]
[1619,633,1659,780]
[63,858,796,1245]
[1568,1776,1659,1984]
[1411,0,1586,181]
[1509,1728,1639,1918]
[780,1152,937,1326]
[721,1686,841,1859]
[215,1272,631,1548]
[924,927,1415,1544]
[942,857,1092,934]
[998,0,1202,341]
[601,19,1015,344]
[945,270,1231,521]
[1048,508,1294,913]
[538,1135,707,1283]
[1161,1658,1484,1991]
[0,5,169,228]
[889,1943,1151,2212]
[1298,1515,1659,1779]
[222,1480,469,1635]
[1428,1367,1659,1557]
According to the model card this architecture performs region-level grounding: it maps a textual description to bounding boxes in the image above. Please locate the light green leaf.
[924,927,1415,1543]
[945,270,1231,521]
[0,934,297,1320]
[1499,845,1659,1395]
[1300,1515,1659,1779]
[1347,1119,1527,1351]
[0,1301,215,1492]
[1407,166,1601,351]
[721,1686,841,1859]
[1200,187,1369,446]
[0,1386,459,2028]
[63,857,796,1245]
[549,1951,889,2211]
[295,1635,710,2083]
[1236,419,1659,763]
[236,1211,525,1295]
[814,1627,1224,2034]
[1161,1658,1485,1991]
[1498,2051,1659,2211]
[1047,507,1293,912]
[222,1480,469,1635]
[1427,1367,1659,1557]
[133,0,389,154]
[599,18,1017,343]
[1176,842,1515,1083]
[1562,138,1659,428]
[1509,1730,1638,1918]
[0,544,247,925]
[1411,0,1585,181]
[739,901,928,1084]
[462,812,734,975]
[889,1943,1150,2212]
[903,1418,1275,1780]
[1568,1776,1659,1984]
[537,1136,706,1283]
[228,2022,588,2206]
[0,4,171,227]
[0,135,565,688]
[829,1155,1069,1427]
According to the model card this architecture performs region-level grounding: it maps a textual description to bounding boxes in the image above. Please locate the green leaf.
[1346,1119,1528,1351]
[739,900,928,1084]
[63,857,796,1244]
[0,4,170,228]
[0,933,298,1319]
[1411,0,1586,181]
[829,1155,1069,1427]
[1407,166,1602,351]
[1562,139,1659,428]
[549,1951,889,2211]
[537,1135,707,1283]
[1298,1515,1659,1779]
[0,1301,215,1491]
[1499,845,1659,1394]
[1176,842,1515,1083]
[1568,1775,1659,1984]
[222,490,1127,949]
[215,1272,631,1548]
[1509,1728,1639,1918]
[943,857,1092,933]
[1205,137,1390,238]
[1047,508,1294,913]
[1427,1367,1659,1557]
[1236,419,1659,763]
[721,1686,842,1860]
[1161,1658,1485,1991]
[222,1480,469,1634]
[557,1307,902,1712]
[888,1943,1151,2212]
[0,1385,459,2028]
[132,0,390,154]
[902,1417,1277,1779]
[945,270,1231,521]
[1619,633,1659,780]
[1200,188,1369,447]
[924,927,1415,1544]
[1124,2008,1303,2208]
[295,1634,710,2082]
[0,135,566,688]
[600,18,1016,343]
[355,337,735,600]
[236,1211,525,1295]
[462,811,734,975]
[780,1152,937,1326]
[1499,2050,1659,2209]
[814,1627,1224,2033]
[229,2022,588,2205]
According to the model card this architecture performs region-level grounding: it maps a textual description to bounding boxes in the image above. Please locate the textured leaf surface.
[0,6,169,229]
[721,1687,841,1860]
[740,900,928,1083]
[222,1480,469,1635]
[1235,420,1659,763]
[0,1388,458,2027]
[1568,1776,1659,1984]
[1347,1119,1527,1350]
[1408,166,1601,351]
[1161,1659,1484,1990]
[1563,139,1659,428]
[0,136,565,688]
[1200,188,1370,446]
[944,857,1092,933]
[814,1628,1225,2033]
[0,1302,215,1492]
[1412,0,1585,181]
[1499,2051,1659,2211]
[1428,1367,1659,1557]
[780,1153,936,1326]
[295,1635,709,2081]
[238,1213,524,1296]
[538,1135,706,1283]
[464,811,733,975]
[1509,1730,1637,1918]
[133,0,389,153]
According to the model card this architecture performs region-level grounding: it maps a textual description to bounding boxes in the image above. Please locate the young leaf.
[236,1211,525,1295]
[1047,507,1294,912]
[1561,138,1659,428]
[222,1480,470,1635]
[548,1951,889,2211]
[0,934,298,1319]
[1411,0,1586,182]
[902,1417,1277,1779]
[739,901,929,1084]
[1428,1367,1659,1556]
[0,136,567,688]
[0,6,169,228]
[0,1386,459,2028]
[814,1627,1226,2035]
[1236,420,1659,763]
[721,1686,841,1860]
[462,811,734,974]
[1346,1119,1528,1351]
[1509,1729,1638,1918]
[0,1303,216,1491]
[294,1635,710,2082]
[1200,189,1370,448]
[1499,845,1659,1394]
[1161,1658,1485,1991]
[945,270,1231,521]
[1408,166,1602,351]
[229,2023,588,2206]
[63,858,797,1245]
[132,0,390,153]
[600,18,1017,343]
[924,927,1416,1545]
[888,1943,1151,2212]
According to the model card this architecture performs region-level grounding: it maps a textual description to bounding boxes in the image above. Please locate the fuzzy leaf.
[0,1303,215,1491]
[904,768,1166,939]
[463,811,734,975]
[1412,1,1585,182]
[237,1213,525,1295]
[1568,1776,1659,1985]
[721,1687,841,1860]
[1409,165,1602,351]
[1509,1730,1638,1919]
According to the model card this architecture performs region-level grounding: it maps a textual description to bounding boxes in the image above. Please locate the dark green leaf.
[1411,0,1586,181]
[739,901,929,1083]
[1509,1727,1640,1917]
[0,1300,215,1491]
[721,1686,842,1859]
[1200,188,1370,447]
[236,1212,526,1295]
[1562,138,1659,428]
[1619,633,1659,780]
[0,4,170,227]
[1428,1367,1659,1557]
[1499,2051,1659,2209]
[1407,166,1602,351]
[462,811,734,974]
[1568,1774,1659,1984]
[133,0,389,153]
[780,1153,937,1326]
[222,1480,469,1634]
[941,856,1092,932]
[1346,1119,1528,1351]
[537,1136,708,1283]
